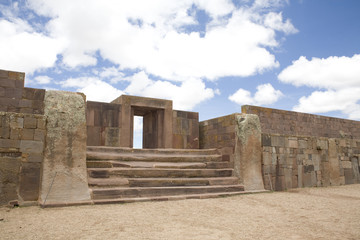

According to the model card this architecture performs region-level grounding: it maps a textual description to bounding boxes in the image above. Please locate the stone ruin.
[1,69,360,207]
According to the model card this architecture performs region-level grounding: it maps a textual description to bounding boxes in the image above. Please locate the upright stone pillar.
[39,91,91,206]
[234,114,264,190]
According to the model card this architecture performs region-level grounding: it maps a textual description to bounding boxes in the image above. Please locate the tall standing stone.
[39,91,91,205]
[234,114,264,190]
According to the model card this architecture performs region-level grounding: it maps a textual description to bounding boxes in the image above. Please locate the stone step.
[88,177,239,188]
[86,160,231,169]
[88,168,233,178]
[86,152,222,162]
[87,146,219,156]
[91,185,245,199]
[92,192,248,204]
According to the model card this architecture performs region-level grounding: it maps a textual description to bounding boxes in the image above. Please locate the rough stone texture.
[86,101,121,146]
[0,111,46,205]
[261,134,360,191]
[0,69,45,114]
[172,110,199,149]
[200,114,264,191]
[234,114,264,190]
[40,91,91,205]
[242,105,360,139]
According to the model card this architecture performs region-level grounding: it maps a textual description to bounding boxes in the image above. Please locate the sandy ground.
[1,184,359,240]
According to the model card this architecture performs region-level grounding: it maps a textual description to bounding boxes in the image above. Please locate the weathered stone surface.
[40,90,90,205]
[234,114,264,190]
[0,156,21,204]
[328,139,341,186]
[19,162,41,201]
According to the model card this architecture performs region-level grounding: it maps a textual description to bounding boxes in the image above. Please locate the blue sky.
[1,0,360,125]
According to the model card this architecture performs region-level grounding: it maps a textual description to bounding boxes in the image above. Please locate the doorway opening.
[133,116,143,149]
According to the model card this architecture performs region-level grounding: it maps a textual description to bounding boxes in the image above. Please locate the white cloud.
[124,71,215,110]
[58,77,123,102]
[279,54,360,119]
[229,83,283,105]
[0,19,64,73]
[264,12,298,34]
[78,81,123,103]
[18,0,295,81]
[34,75,52,84]
[278,55,360,89]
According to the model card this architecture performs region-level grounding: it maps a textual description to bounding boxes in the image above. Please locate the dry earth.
[1,184,360,240]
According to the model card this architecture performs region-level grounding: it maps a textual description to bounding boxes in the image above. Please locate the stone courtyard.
[1,184,359,240]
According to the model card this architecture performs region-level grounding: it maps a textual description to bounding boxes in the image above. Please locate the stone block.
[298,139,307,149]
[261,134,271,146]
[104,127,120,147]
[10,128,20,140]
[0,156,21,205]
[87,126,101,146]
[37,118,46,129]
[275,175,285,191]
[344,168,354,184]
[0,125,10,139]
[26,153,43,163]
[288,139,298,148]
[40,90,90,205]
[34,129,45,142]
[9,117,23,128]
[20,140,43,154]
[0,139,20,148]
[262,152,272,165]
[24,117,37,129]
[21,128,34,140]
[5,87,22,99]
[8,71,24,81]
[19,162,41,201]
[316,139,328,150]
[341,161,352,169]
[0,78,15,88]
[0,87,5,97]
[271,135,285,147]
[19,99,33,108]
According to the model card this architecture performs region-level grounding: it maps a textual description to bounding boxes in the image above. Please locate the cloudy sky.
[1,0,360,122]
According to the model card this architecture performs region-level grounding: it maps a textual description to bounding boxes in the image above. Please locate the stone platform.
[86,146,246,204]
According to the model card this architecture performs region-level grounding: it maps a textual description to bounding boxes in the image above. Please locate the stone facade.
[262,134,360,190]
[86,101,122,146]
[0,112,46,204]
[200,114,264,190]
[242,105,360,139]
[86,95,199,149]
[172,110,199,149]
[0,69,45,114]
[243,106,360,191]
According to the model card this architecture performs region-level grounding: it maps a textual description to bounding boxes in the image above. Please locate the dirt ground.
[1,184,359,240]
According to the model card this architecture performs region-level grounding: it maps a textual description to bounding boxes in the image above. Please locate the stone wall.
[200,114,264,190]
[0,112,46,205]
[172,110,199,149]
[242,105,360,191]
[262,134,360,191]
[200,114,236,161]
[242,105,360,139]
[0,69,45,114]
[86,101,122,146]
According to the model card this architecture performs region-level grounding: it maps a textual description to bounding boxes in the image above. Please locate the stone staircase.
[86,146,245,204]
